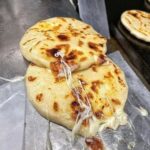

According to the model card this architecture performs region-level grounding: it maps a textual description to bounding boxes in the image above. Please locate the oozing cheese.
[55,51,128,138]
[55,51,93,137]
[98,109,127,132]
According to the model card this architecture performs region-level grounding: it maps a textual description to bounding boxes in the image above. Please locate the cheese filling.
[55,52,93,137]
[55,51,127,139]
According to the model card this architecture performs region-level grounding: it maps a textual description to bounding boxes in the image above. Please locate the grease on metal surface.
[136,106,148,117]
[0,76,24,82]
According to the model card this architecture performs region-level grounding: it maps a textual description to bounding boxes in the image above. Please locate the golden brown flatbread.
[20,17,107,73]
[121,10,150,42]
[25,59,128,137]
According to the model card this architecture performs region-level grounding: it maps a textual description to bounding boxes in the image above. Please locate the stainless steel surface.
[0,0,79,85]
[0,81,25,150]
[78,0,110,38]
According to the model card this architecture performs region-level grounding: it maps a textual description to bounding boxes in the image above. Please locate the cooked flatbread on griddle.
[121,10,150,42]
[20,17,107,73]
[25,59,128,137]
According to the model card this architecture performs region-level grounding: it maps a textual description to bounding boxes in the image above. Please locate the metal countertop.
[0,0,79,84]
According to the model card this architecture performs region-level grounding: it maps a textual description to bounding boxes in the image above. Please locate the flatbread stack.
[20,17,128,137]
[20,17,107,73]
[119,10,150,51]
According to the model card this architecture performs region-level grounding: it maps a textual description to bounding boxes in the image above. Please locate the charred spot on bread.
[83,25,90,30]
[82,118,89,127]
[88,42,98,51]
[78,40,84,47]
[65,50,83,61]
[87,92,94,99]
[46,48,60,57]
[28,76,37,81]
[71,101,80,108]
[91,64,97,72]
[128,11,138,18]
[94,110,103,119]
[99,43,104,47]
[53,102,59,112]
[58,17,66,22]
[55,76,66,83]
[22,38,36,46]
[125,17,132,25]
[114,68,121,75]
[91,80,101,93]
[78,78,88,86]
[50,61,62,75]
[81,36,85,39]
[80,57,87,62]
[52,24,61,31]
[71,110,79,120]
[111,98,121,105]
[65,60,78,70]
[118,76,126,87]
[57,34,70,41]
[85,137,104,150]
[89,51,94,56]
[65,51,77,60]
[30,63,36,66]
[77,51,84,55]
[36,93,43,102]
[71,101,81,120]
[104,72,113,78]
[72,32,80,36]
[56,44,70,54]
[71,101,85,121]
[98,54,107,64]
[65,94,70,99]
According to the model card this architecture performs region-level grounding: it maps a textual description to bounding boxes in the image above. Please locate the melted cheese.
[98,109,127,132]
[55,51,93,138]
[55,51,128,139]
